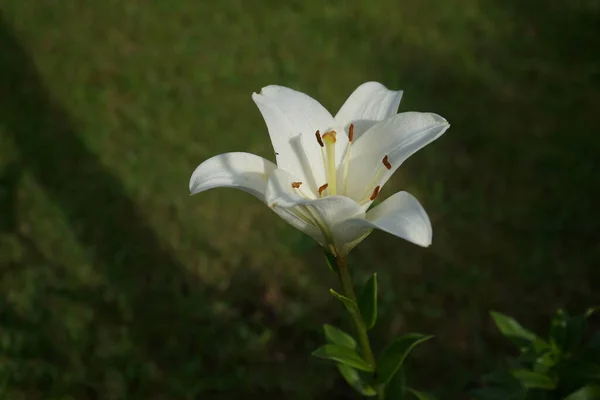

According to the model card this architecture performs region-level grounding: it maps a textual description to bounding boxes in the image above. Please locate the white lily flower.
[190,82,450,256]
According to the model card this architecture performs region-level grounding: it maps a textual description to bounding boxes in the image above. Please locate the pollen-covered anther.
[315,130,324,147]
[382,155,392,170]
[348,124,354,142]
[369,186,381,201]
[322,130,337,143]
[318,183,329,196]
[291,181,302,189]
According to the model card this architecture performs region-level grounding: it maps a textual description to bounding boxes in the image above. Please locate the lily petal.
[189,152,277,203]
[347,112,449,202]
[339,191,432,248]
[252,85,336,192]
[265,168,365,251]
[335,82,403,139]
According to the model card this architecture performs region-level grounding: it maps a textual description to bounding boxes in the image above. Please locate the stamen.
[318,183,329,196]
[382,155,392,170]
[369,186,381,201]
[341,124,354,195]
[315,130,324,147]
[291,181,302,189]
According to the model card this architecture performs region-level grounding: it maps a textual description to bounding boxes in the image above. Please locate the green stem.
[335,256,377,369]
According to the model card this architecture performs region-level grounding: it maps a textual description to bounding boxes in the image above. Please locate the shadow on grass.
[352,1,600,397]
[0,12,337,400]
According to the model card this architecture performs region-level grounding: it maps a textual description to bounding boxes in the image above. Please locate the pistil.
[322,130,337,196]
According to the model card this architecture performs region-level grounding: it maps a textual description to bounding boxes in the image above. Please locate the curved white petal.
[335,82,403,140]
[252,85,336,192]
[189,152,277,203]
[346,112,449,202]
[339,191,432,248]
[265,168,365,252]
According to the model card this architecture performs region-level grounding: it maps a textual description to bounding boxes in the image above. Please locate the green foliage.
[330,288,360,315]
[312,344,374,372]
[323,324,357,350]
[358,273,378,331]
[324,251,338,274]
[385,367,439,400]
[474,309,600,400]
[562,385,600,400]
[408,388,439,400]
[337,364,378,397]
[375,334,434,385]
[490,311,538,347]
[321,323,378,396]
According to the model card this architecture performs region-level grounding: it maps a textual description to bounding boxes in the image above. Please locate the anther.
[315,130,324,147]
[369,186,381,201]
[382,155,391,170]
[348,124,354,142]
[318,183,329,196]
[291,182,302,189]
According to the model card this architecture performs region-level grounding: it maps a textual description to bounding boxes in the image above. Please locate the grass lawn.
[1,0,599,398]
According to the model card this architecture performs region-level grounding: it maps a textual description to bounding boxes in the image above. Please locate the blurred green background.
[0,0,598,399]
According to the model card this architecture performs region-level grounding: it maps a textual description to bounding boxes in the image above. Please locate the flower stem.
[335,256,376,368]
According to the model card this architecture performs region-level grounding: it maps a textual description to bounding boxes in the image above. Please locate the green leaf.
[323,324,357,350]
[337,364,377,396]
[533,351,557,373]
[312,344,374,372]
[330,289,359,315]
[386,366,407,400]
[375,333,434,385]
[408,388,437,400]
[585,307,599,318]
[490,311,539,346]
[324,251,338,273]
[509,369,556,390]
[358,273,378,330]
[563,385,600,400]
[550,308,568,351]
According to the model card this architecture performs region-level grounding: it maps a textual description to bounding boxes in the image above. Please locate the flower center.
[291,124,392,205]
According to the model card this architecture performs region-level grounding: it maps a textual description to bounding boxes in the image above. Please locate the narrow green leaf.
[358,273,378,330]
[585,307,599,318]
[386,366,407,400]
[312,344,374,372]
[509,369,556,390]
[330,289,359,315]
[375,333,434,385]
[324,251,338,273]
[337,364,377,396]
[408,388,437,400]
[533,351,557,373]
[490,311,538,346]
[563,385,600,400]
[324,324,357,350]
